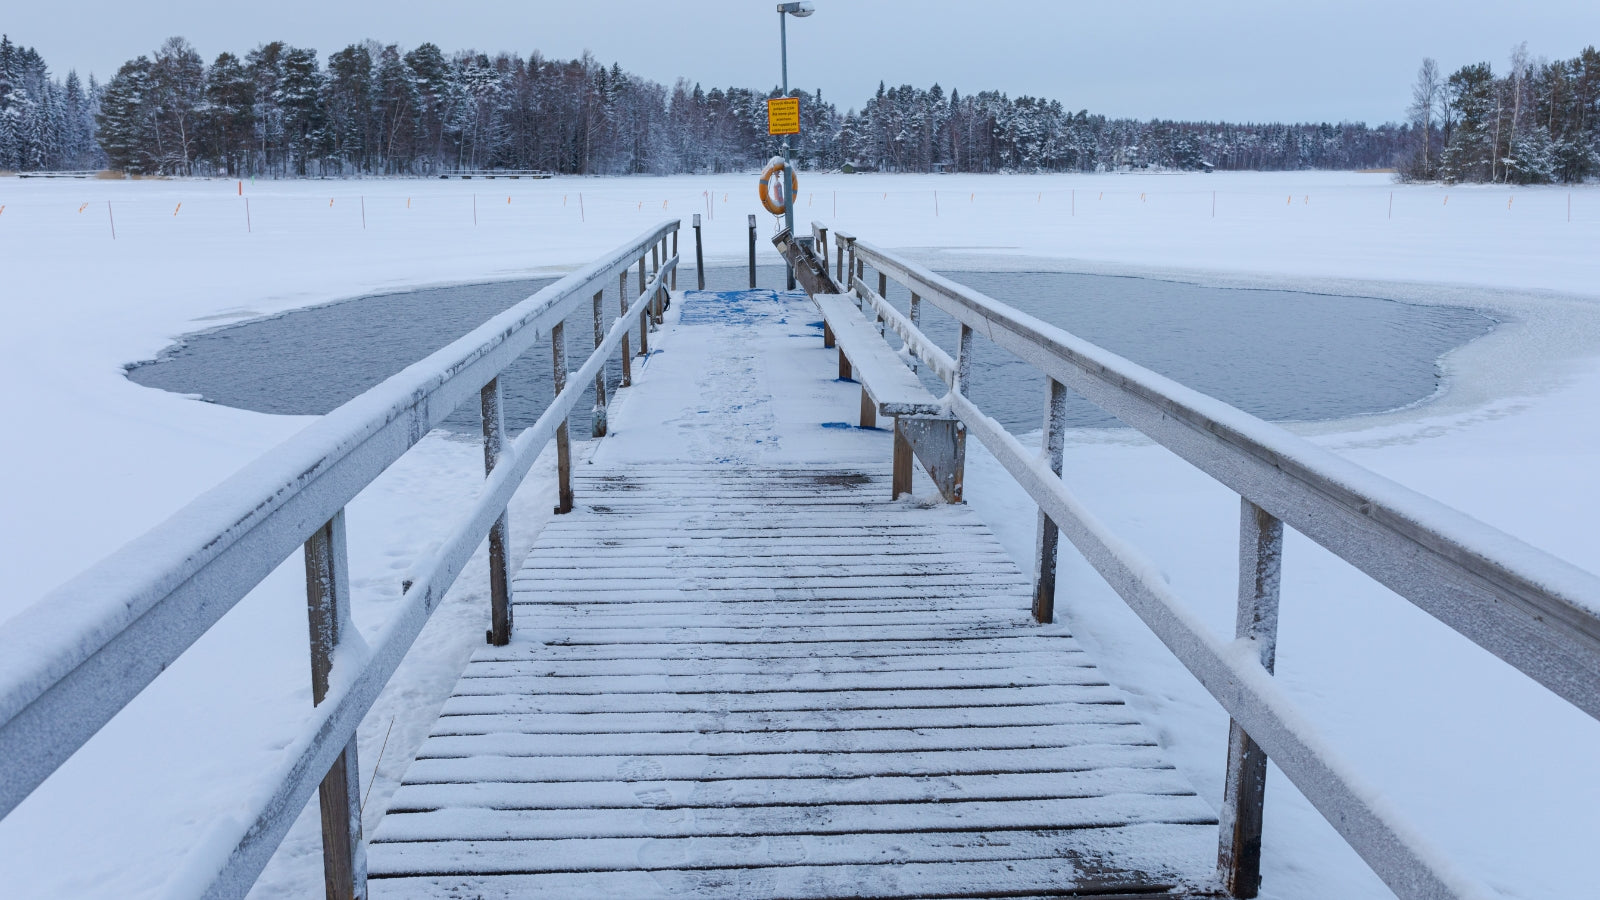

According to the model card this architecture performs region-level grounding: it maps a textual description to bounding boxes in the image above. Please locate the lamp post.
[777,1,813,290]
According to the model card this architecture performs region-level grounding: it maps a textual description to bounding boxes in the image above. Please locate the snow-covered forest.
[5,32,1596,181]
[3,33,1419,178]
[0,36,102,171]
[1400,44,1600,183]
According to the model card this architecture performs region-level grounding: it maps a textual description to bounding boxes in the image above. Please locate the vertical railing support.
[591,291,608,437]
[551,322,574,514]
[694,214,705,290]
[480,378,513,645]
[637,257,651,354]
[619,270,633,386]
[303,510,367,900]
[955,323,974,395]
[1033,378,1069,623]
[1218,498,1284,898]
[651,242,663,325]
[748,214,758,289]
[670,230,679,291]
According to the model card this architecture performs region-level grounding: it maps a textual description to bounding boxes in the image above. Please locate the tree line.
[1401,43,1600,183]
[6,32,1425,177]
[0,36,101,170]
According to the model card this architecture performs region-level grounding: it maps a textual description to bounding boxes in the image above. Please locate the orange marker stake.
[78,202,88,213]
[407,198,411,208]
[1,205,6,216]
[237,181,242,196]
[1508,196,1514,209]
[330,198,335,207]
[1098,192,1103,200]
[173,202,181,216]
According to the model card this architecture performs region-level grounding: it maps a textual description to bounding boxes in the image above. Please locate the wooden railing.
[0,221,680,899]
[817,225,1600,900]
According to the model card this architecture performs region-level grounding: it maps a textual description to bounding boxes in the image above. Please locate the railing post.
[955,323,974,395]
[1033,378,1069,623]
[303,510,367,900]
[619,270,633,386]
[651,241,663,325]
[637,257,651,355]
[694,214,705,290]
[480,378,513,644]
[1218,498,1284,898]
[551,322,574,514]
[591,291,608,437]
[748,214,758,289]
[670,230,679,291]
[834,235,845,284]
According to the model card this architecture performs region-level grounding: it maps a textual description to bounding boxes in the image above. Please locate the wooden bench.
[811,292,965,502]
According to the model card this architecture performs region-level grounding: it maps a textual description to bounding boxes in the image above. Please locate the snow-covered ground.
[1,170,1598,898]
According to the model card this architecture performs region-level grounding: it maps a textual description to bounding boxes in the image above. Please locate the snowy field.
[1,170,1599,898]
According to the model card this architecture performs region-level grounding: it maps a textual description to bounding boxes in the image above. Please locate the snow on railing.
[0,220,680,900]
[825,226,1600,900]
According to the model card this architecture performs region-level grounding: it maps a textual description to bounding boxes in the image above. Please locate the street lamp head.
[777,2,815,16]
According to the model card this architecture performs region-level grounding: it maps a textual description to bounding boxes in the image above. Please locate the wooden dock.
[366,288,1217,898]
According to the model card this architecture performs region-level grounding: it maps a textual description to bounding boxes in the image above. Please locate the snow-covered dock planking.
[367,465,1219,898]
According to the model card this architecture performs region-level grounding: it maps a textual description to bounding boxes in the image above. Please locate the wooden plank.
[412,722,1163,761]
[402,745,1176,784]
[369,824,1209,878]
[373,795,1211,843]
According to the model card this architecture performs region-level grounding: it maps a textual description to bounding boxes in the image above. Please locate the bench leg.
[897,416,965,503]
[860,388,877,429]
[823,321,835,348]
[838,348,851,381]
[892,419,914,499]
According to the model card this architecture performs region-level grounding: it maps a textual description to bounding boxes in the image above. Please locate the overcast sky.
[8,1,1600,123]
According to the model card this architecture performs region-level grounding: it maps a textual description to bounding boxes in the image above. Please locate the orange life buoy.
[758,159,796,216]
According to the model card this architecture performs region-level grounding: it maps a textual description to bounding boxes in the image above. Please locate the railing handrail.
[849,238,1600,710]
[0,222,679,879]
[833,231,1600,900]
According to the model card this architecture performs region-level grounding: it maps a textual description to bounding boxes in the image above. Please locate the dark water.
[126,264,1494,436]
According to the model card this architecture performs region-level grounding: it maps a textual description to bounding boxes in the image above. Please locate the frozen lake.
[127,264,1494,435]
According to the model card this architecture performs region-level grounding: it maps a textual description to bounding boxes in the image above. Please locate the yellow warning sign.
[767,97,801,135]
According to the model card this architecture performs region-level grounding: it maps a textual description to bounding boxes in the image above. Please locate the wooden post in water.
[551,323,574,514]
[303,510,367,900]
[693,214,705,290]
[591,291,608,437]
[747,215,758,289]
[480,378,513,644]
[619,271,633,387]
[1033,379,1069,623]
[1218,498,1283,898]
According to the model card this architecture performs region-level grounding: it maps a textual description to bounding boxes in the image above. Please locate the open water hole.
[126,264,1495,436]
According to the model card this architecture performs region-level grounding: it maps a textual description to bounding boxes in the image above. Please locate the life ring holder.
[758,158,796,216]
